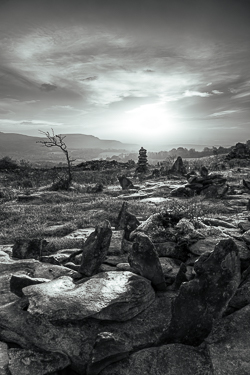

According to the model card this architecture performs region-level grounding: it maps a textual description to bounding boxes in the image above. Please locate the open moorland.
[1,141,250,374]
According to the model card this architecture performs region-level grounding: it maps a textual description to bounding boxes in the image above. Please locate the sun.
[121,102,178,142]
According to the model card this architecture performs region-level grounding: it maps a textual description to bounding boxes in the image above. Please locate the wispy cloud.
[209,110,241,117]
[184,90,212,98]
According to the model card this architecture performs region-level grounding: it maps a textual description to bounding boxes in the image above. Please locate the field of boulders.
[1,144,250,374]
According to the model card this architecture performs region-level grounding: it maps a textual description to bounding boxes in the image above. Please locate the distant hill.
[0,132,139,161]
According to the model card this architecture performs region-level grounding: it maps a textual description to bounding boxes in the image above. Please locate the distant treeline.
[106,145,234,162]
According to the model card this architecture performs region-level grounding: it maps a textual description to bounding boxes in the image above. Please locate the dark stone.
[12,238,54,260]
[243,179,250,191]
[10,274,49,297]
[79,220,112,276]
[170,186,195,197]
[100,344,213,375]
[115,202,140,240]
[86,332,132,375]
[86,184,104,193]
[170,156,187,175]
[167,238,241,345]
[128,233,166,291]
[200,166,209,177]
[117,175,135,190]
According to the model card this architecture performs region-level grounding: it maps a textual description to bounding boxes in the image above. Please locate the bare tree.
[37,129,74,190]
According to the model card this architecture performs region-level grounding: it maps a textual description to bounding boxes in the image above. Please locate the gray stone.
[79,220,112,276]
[100,344,213,375]
[117,175,135,190]
[10,274,49,298]
[115,202,140,240]
[168,238,241,345]
[242,229,250,245]
[8,348,70,375]
[0,341,9,375]
[12,238,54,260]
[128,233,166,291]
[23,272,155,322]
[87,332,132,375]
[189,236,225,256]
[170,156,187,175]
[205,304,250,374]
[0,251,80,307]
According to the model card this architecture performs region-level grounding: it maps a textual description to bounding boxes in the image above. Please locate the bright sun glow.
[121,102,179,143]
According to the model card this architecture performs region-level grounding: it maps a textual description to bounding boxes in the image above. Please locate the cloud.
[232,92,250,99]
[40,83,57,92]
[209,110,240,117]
[212,90,223,95]
[80,76,98,81]
[19,120,63,126]
[184,90,212,98]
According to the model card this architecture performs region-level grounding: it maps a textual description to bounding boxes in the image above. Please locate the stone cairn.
[135,147,148,173]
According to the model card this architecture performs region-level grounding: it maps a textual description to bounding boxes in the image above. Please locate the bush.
[0,156,19,170]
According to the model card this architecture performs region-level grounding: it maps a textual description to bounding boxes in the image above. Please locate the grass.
[0,191,159,244]
[1,159,250,244]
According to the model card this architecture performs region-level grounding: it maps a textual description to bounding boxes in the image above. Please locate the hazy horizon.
[0,0,249,148]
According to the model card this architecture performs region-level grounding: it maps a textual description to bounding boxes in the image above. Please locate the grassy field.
[0,155,250,244]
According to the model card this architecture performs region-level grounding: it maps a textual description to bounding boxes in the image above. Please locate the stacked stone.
[136,147,148,173]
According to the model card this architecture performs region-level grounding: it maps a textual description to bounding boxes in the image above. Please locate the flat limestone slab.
[23,271,155,322]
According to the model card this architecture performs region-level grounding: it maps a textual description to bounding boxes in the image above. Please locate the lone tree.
[37,129,74,190]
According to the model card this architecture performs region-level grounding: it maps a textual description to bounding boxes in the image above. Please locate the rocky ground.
[1,163,250,374]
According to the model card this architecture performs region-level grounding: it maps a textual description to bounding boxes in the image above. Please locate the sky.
[0,0,250,150]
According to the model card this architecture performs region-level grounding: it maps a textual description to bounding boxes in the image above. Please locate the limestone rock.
[242,229,250,245]
[168,238,241,345]
[128,233,166,291]
[202,217,237,228]
[130,212,180,243]
[0,341,9,375]
[154,241,189,262]
[108,230,126,255]
[87,332,132,375]
[0,300,99,374]
[170,186,195,197]
[189,236,225,256]
[117,175,135,190]
[200,165,209,177]
[12,238,54,260]
[8,348,70,375]
[170,156,187,175]
[10,274,49,298]
[100,344,213,375]
[23,272,155,322]
[115,202,140,240]
[205,304,250,374]
[79,220,112,276]
[0,251,80,307]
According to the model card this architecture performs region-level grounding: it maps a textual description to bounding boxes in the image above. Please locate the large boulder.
[79,220,112,276]
[0,290,173,374]
[128,233,166,291]
[100,344,213,375]
[130,212,180,243]
[0,251,80,307]
[167,238,241,345]
[205,304,250,374]
[8,348,70,375]
[22,272,155,322]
